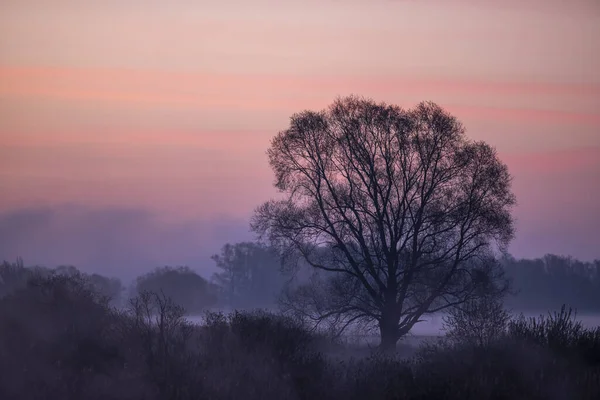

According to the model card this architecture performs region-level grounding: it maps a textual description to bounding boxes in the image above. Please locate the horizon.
[1,0,599,277]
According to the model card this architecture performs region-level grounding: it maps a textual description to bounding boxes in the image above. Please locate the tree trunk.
[378,310,400,353]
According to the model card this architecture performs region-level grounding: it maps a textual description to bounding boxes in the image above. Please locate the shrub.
[2,274,600,400]
[0,272,153,400]
[508,304,600,366]
[442,295,510,347]
[195,310,331,400]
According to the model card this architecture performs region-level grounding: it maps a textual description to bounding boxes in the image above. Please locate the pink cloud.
[0,129,266,151]
[1,67,598,127]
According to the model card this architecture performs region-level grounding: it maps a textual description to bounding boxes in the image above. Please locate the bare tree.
[442,294,511,347]
[128,290,194,399]
[251,96,515,351]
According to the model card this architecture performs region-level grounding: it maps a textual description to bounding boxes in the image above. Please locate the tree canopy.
[1,260,123,306]
[135,266,217,314]
[252,96,516,351]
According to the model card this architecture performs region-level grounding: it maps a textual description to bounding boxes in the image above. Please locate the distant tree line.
[2,251,600,315]
[503,254,600,313]
[0,259,124,307]
[0,241,289,314]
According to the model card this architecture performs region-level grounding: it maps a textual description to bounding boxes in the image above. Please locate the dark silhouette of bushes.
[442,294,511,347]
[0,258,32,297]
[195,310,330,400]
[0,271,148,400]
[411,304,600,400]
[0,260,123,306]
[508,305,600,366]
[1,269,599,400]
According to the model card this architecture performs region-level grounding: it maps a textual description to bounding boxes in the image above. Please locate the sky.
[0,0,599,277]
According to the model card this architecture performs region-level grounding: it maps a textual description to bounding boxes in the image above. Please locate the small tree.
[128,290,194,399]
[442,294,510,347]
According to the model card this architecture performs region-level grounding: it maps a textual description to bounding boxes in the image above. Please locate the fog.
[2,205,599,283]
[185,311,600,339]
[2,206,599,335]
[0,205,252,280]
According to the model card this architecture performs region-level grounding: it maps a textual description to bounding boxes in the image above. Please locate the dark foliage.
[0,260,123,306]
[1,267,599,400]
[0,258,31,297]
[503,254,600,312]
[508,305,600,366]
[134,266,218,314]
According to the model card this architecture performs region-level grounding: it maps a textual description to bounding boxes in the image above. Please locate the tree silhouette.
[252,95,515,351]
[211,242,285,308]
[0,258,29,297]
[502,254,600,312]
[135,266,217,314]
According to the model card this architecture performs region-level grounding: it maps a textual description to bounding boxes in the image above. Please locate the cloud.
[2,67,598,126]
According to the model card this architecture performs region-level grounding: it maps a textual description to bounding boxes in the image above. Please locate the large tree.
[251,96,516,351]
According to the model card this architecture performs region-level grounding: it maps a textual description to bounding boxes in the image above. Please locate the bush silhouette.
[2,271,600,400]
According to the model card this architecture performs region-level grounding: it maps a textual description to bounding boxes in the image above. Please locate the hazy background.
[1,0,599,278]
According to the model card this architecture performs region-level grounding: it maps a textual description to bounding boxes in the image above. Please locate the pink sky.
[0,0,599,271]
